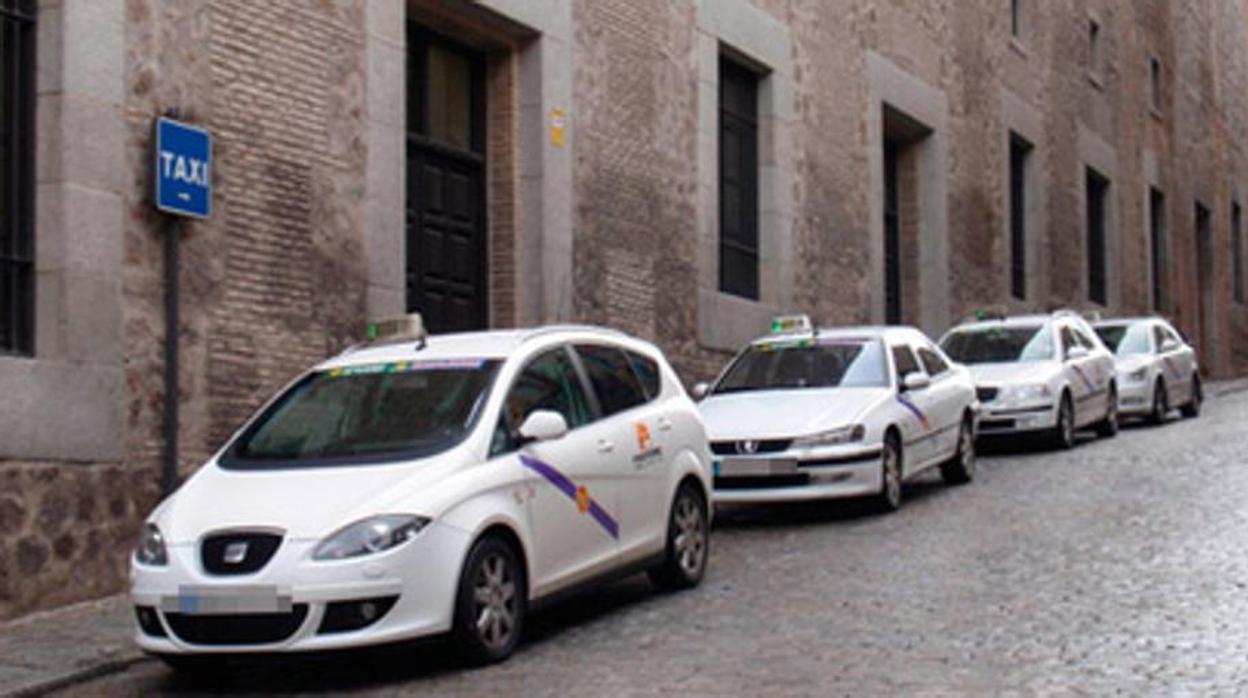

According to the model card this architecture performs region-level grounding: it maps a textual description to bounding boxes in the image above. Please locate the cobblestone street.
[55,388,1248,696]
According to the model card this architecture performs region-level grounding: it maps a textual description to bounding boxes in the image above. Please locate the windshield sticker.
[896,394,931,430]
[326,358,487,378]
[518,454,620,540]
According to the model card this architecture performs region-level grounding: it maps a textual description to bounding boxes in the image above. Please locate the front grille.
[201,531,283,576]
[976,386,999,403]
[710,439,793,456]
[715,474,810,489]
[164,605,309,646]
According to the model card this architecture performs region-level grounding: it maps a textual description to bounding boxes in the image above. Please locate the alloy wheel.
[673,492,707,578]
[472,552,518,653]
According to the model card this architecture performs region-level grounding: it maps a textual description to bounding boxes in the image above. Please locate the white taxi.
[130,317,712,667]
[1092,317,1202,423]
[939,310,1118,448]
[695,317,978,511]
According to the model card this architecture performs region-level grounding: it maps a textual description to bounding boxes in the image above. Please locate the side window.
[1060,327,1079,358]
[891,345,922,380]
[1074,328,1097,350]
[625,350,661,399]
[1162,326,1183,348]
[1152,325,1167,353]
[492,348,592,456]
[575,344,648,417]
[917,345,950,376]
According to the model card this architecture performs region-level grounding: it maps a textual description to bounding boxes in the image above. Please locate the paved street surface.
[53,389,1248,696]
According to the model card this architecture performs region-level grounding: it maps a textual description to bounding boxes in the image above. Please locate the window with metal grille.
[0,0,35,356]
[1009,135,1031,300]
[1085,168,1109,305]
[718,57,759,300]
[1149,187,1166,312]
[1234,202,1244,304]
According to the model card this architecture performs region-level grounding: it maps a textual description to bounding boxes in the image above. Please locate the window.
[624,350,661,399]
[0,0,36,356]
[718,57,760,300]
[1010,0,1023,39]
[1152,325,1167,353]
[1060,327,1080,359]
[1233,202,1244,304]
[1088,19,1103,83]
[493,349,592,455]
[1149,57,1162,114]
[941,324,1055,364]
[574,344,648,417]
[891,345,922,379]
[1009,135,1032,299]
[1149,187,1166,311]
[917,346,949,376]
[1085,168,1109,305]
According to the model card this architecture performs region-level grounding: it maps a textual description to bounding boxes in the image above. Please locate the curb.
[3,656,152,698]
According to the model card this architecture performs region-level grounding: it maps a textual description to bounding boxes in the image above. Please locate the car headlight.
[792,424,865,448]
[1125,367,1148,382]
[1000,384,1052,402]
[312,515,431,561]
[134,523,168,566]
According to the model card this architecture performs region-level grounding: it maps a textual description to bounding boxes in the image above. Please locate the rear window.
[714,338,889,393]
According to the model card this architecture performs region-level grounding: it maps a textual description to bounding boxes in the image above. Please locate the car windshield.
[713,338,889,393]
[222,359,501,468]
[940,324,1055,364]
[1095,324,1151,356]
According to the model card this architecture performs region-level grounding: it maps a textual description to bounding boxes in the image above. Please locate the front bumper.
[976,402,1058,435]
[130,521,470,654]
[711,444,883,504]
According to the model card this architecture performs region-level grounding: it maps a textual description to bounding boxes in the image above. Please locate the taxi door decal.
[1069,364,1096,391]
[518,454,620,540]
[896,394,931,430]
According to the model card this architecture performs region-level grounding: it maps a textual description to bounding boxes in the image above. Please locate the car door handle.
[657,416,673,431]
[597,439,615,453]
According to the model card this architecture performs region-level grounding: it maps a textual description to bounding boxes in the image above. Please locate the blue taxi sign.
[154,117,212,219]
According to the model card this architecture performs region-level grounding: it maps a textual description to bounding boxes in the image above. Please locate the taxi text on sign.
[154,117,213,219]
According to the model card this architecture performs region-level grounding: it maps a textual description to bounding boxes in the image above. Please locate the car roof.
[749,325,926,346]
[1092,317,1162,327]
[948,314,1057,333]
[317,325,636,371]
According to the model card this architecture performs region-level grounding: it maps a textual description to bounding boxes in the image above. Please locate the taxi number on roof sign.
[327,358,486,377]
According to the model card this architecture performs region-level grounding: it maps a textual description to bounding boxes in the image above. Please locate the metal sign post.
[154,114,213,495]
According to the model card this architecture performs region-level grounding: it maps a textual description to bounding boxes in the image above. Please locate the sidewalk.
[0,595,145,698]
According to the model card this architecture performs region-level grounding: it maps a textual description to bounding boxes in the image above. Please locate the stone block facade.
[2,0,1247,620]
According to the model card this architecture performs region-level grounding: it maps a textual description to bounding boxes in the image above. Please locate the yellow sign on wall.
[550,109,565,147]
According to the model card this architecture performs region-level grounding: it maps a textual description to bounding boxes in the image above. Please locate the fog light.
[317,596,398,634]
[135,605,166,638]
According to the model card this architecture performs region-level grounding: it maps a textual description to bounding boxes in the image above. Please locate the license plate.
[717,458,798,477]
[161,585,292,616]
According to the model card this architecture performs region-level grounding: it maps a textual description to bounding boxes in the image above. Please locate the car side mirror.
[1066,346,1089,361]
[901,372,930,392]
[517,410,569,443]
[1159,339,1180,353]
[691,382,711,400]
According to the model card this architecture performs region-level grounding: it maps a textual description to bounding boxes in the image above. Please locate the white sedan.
[939,310,1118,448]
[696,319,978,511]
[131,317,712,667]
[1093,317,1202,422]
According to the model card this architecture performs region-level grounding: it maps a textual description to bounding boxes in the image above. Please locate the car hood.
[156,450,475,543]
[965,362,1060,386]
[698,387,890,440]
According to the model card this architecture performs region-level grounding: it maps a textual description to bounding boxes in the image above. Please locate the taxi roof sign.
[771,314,813,335]
[366,314,427,346]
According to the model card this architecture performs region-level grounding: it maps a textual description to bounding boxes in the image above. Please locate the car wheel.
[875,431,903,512]
[1149,378,1169,425]
[1095,383,1119,438]
[1180,374,1203,418]
[452,534,525,665]
[1051,393,1076,449]
[648,482,709,590]
[939,415,975,485]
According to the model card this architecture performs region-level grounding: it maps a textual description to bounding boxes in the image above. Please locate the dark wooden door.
[883,139,902,325]
[406,28,487,333]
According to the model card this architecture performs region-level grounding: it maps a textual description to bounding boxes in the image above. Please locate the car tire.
[1050,392,1076,450]
[1180,374,1203,418]
[1095,383,1119,438]
[648,482,710,591]
[939,414,975,485]
[875,431,904,512]
[451,534,526,665]
[1149,378,1169,425]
